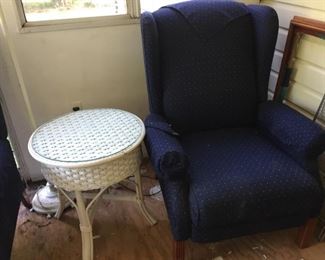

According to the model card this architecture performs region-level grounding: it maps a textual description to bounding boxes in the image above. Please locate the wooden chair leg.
[297,218,317,249]
[173,240,185,260]
[21,188,32,209]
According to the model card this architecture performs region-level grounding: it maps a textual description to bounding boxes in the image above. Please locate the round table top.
[28,109,145,168]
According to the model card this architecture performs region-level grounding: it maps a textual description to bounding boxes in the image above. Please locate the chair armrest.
[258,101,325,170]
[145,114,191,240]
[0,140,23,199]
[144,114,188,180]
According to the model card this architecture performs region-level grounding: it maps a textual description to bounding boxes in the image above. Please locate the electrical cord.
[118,178,161,197]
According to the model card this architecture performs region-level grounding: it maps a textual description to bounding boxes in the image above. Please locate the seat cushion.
[181,128,324,229]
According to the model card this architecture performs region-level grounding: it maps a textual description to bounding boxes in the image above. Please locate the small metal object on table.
[28,109,157,260]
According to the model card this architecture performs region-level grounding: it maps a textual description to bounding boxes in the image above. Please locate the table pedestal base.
[31,182,72,218]
[57,169,157,260]
[31,182,60,217]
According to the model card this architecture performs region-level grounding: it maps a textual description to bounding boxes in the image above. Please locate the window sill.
[19,15,140,33]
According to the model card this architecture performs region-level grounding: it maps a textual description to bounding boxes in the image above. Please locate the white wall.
[0,6,40,180]
[262,0,325,115]
[1,2,149,127]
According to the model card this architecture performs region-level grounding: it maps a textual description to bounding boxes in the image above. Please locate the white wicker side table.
[28,109,157,260]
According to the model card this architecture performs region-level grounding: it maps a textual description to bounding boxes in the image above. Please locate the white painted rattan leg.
[58,188,107,260]
[54,189,65,219]
[87,188,106,225]
[75,191,93,260]
[88,196,101,225]
[134,169,157,225]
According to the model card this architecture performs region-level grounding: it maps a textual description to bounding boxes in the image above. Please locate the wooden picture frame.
[273,16,325,103]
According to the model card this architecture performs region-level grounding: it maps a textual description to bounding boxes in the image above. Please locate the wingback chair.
[141,1,325,259]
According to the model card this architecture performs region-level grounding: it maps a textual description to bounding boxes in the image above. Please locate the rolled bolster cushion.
[159,151,189,179]
[145,114,188,179]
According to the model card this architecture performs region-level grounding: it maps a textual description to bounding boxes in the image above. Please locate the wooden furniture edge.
[273,16,325,101]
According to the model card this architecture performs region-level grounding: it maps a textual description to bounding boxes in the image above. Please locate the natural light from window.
[20,0,190,23]
[141,0,189,12]
[21,0,127,22]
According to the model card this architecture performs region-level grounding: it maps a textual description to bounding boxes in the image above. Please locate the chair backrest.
[141,0,278,133]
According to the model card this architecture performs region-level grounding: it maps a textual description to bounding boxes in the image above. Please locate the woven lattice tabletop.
[28,109,145,191]
[29,109,144,167]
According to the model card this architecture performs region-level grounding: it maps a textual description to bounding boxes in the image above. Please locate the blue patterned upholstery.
[258,101,325,174]
[0,106,23,260]
[147,1,257,133]
[141,0,325,243]
[248,5,279,102]
[182,129,323,231]
[0,106,7,140]
[145,114,188,180]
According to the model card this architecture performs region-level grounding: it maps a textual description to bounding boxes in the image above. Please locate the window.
[16,0,189,31]
[140,0,189,12]
[18,0,188,23]
[20,0,128,22]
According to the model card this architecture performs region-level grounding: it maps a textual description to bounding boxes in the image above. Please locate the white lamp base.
[31,182,61,217]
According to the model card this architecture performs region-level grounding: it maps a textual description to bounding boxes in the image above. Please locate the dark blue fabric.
[0,106,7,140]
[0,106,23,259]
[144,113,179,136]
[0,140,17,199]
[140,0,324,244]
[0,140,23,260]
[144,114,188,179]
[145,114,191,239]
[165,0,249,40]
[258,101,325,174]
[151,0,257,133]
[141,12,163,115]
[181,128,323,232]
[159,179,191,240]
[248,5,279,102]
[192,214,310,243]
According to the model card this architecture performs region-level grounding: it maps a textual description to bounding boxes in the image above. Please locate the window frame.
[15,0,256,33]
[15,0,141,33]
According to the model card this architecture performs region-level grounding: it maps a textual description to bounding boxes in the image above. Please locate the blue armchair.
[0,105,23,260]
[141,1,325,258]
